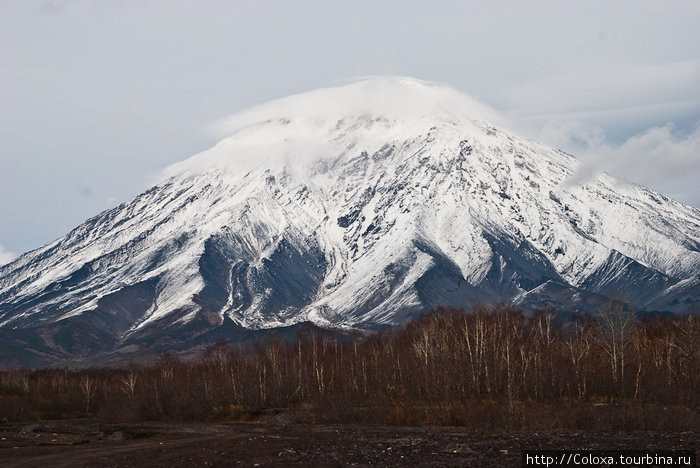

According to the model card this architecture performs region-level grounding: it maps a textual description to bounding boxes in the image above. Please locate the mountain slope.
[1,77,698,362]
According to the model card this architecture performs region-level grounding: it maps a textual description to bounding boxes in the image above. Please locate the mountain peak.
[164,77,503,179]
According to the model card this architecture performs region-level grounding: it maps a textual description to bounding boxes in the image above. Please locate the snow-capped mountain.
[1,77,698,363]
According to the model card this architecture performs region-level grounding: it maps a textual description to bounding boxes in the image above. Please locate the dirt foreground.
[0,419,697,467]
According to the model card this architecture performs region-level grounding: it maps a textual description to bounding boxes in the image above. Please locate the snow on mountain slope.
[0,77,698,357]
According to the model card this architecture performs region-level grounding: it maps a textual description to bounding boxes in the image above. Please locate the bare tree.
[120,370,138,402]
[596,298,635,392]
[674,314,699,395]
[80,375,98,414]
[566,317,591,400]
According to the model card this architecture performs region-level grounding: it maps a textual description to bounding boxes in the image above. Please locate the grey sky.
[1,0,699,260]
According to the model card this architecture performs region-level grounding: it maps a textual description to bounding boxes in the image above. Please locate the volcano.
[1,77,698,365]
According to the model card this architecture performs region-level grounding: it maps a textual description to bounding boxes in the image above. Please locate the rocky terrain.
[1,420,697,467]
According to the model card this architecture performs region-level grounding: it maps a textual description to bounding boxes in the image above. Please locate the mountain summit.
[1,77,698,363]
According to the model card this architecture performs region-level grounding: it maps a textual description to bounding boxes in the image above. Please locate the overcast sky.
[1,0,698,262]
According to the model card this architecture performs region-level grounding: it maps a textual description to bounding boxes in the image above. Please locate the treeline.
[0,303,697,431]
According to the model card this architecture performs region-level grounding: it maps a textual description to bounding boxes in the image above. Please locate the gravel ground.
[0,419,697,467]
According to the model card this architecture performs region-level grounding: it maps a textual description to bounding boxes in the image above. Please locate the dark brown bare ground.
[0,419,697,467]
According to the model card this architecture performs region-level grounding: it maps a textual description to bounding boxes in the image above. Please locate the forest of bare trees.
[0,303,697,431]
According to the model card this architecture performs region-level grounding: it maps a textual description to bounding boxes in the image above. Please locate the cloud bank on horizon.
[0,0,698,256]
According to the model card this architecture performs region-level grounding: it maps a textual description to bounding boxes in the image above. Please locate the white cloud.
[0,244,16,266]
[595,125,700,183]
[560,123,700,206]
[537,120,607,152]
[208,76,504,137]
